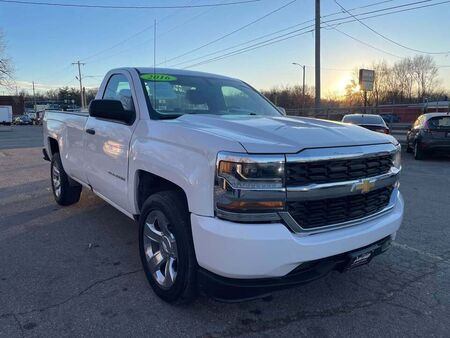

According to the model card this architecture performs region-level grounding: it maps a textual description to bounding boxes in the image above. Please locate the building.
[0,96,25,116]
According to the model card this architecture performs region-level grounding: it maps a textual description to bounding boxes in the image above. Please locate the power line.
[90,0,397,67]
[334,0,450,55]
[168,0,396,68]
[161,0,298,65]
[83,0,223,64]
[182,29,315,69]
[326,25,403,58]
[81,25,156,62]
[80,0,203,61]
[69,0,429,68]
[170,0,449,68]
[0,0,261,9]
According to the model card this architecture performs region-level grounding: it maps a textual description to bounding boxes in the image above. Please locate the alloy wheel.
[143,210,178,289]
[52,165,61,198]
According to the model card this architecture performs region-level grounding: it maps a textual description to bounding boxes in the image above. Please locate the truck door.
[84,72,137,211]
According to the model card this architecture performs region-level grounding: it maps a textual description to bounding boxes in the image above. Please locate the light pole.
[292,62,306,109]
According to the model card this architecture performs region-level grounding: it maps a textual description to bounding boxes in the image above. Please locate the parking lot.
[0,126,449,337]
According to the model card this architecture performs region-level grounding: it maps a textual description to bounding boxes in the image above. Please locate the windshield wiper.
[158,114,183,120]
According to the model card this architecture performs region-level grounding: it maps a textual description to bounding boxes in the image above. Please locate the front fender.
[128,120,245,216]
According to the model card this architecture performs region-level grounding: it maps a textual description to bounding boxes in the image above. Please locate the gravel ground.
[0,126,449,337]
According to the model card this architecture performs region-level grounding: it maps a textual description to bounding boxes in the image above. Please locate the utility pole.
[32,81,36,113]
[292,62,306,110]
[83,87,87,108]
[315,0,321,111]
[364,90,367,114]
[72,61,86,109]
[302,64,306,109]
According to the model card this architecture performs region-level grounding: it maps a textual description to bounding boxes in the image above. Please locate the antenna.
[153,19,157,70]
[153,19,157,107]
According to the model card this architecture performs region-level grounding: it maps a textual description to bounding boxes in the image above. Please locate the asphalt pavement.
[0,126,449,337]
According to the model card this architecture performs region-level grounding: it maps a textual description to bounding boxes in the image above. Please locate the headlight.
[215,152,285,221]
[217,159,284,189]
[393,146,401,170]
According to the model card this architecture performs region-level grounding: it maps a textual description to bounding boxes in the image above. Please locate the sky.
[0,0,449,96]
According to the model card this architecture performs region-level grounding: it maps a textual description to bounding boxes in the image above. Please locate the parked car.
[14,115,33,125]
[380,113,400,124]
[43,68,403,303]
[342,114,390,134]
[406,113,450,160]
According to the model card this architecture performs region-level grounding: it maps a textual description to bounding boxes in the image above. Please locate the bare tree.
[370,60,391,105]
[0,31,14,89]
[411,55,439,100]
[392,57,414,102]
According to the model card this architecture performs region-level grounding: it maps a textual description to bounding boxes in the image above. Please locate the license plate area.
[345,247,375,270]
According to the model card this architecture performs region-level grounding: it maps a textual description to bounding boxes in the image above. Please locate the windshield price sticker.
[140,74,177,81]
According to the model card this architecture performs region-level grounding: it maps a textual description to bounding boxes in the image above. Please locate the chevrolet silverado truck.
[43,68,403,303]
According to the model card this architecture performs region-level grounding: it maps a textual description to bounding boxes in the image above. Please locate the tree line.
[261,55,448,110]
[19,87,98,108]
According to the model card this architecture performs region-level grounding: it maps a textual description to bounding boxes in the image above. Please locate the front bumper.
[197,235,392,301]
[191,190,403,279]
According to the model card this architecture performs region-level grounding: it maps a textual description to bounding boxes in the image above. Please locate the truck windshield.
[139,73,281,119]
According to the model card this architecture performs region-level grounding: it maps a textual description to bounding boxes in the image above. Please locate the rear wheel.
[139,191,197,303]
[414,142,425,160]
[51,153,82,205]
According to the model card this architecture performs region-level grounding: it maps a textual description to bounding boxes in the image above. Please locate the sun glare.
[336,74,353,95]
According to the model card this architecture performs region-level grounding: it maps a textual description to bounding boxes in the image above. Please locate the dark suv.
[406,113,450,160]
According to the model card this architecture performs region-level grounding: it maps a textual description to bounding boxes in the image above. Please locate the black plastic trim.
[42,148,50,162]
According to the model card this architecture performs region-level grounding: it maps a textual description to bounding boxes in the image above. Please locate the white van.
[0,106,13,125]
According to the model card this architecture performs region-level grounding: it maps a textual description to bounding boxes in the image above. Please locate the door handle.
[86,128,96,135]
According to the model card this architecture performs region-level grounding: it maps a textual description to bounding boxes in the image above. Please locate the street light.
[292,62,306,109]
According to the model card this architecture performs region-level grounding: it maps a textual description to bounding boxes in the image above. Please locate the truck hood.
[175,114,396,153]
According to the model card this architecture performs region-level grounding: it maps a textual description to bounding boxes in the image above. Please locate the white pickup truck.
[43,68,403,303]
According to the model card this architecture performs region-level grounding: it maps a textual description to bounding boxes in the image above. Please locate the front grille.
[286,155,392,186]
[287,186,393,230]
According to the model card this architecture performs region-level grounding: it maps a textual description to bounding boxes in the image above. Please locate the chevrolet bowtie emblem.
[353,179,375,194]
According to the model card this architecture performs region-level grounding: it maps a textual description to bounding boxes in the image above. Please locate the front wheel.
[51,153,82,205]
[139,191,197,303]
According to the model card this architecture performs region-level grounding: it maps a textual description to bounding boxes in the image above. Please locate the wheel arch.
[134,170,189,215]
[48,137,59,157]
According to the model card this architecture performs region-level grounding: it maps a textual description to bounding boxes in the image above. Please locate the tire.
[51,153,82,205]
[414,142,425,160]
[139,190,197,304]
[406,140,413,153]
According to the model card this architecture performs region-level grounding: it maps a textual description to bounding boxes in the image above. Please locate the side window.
[103,74,135,112]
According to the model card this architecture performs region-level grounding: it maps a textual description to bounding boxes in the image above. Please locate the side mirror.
[89,99,134,124]
[277,106,287,116]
